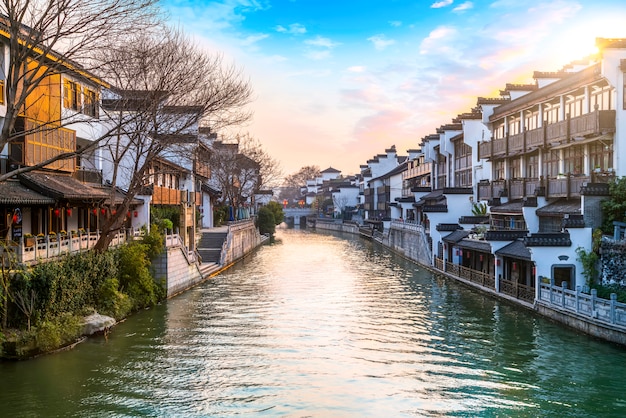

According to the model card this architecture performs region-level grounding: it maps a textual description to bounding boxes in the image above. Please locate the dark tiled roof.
[490,200,523,214]
[93,185,144,206]
[19,172,109,202]
[496,240,532,261]
[0,180,55,205]
[536,199,581,216]
[457,238,491,252]
[443,230,470,243]
[524,232,572,247]
[437,223,462,232]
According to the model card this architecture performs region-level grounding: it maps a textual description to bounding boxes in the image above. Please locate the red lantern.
[112,210,117,215]
[134,211,138,217]
[479,254,484,262]
[12,214,18,224]
[127,211,131,218]
[513,262,518,271]
[66,208,72,217]
[532,266,536,276]
[54,208,60,217]
[92,208,98,216]
[496,259,501,266]
[101,208,106,215]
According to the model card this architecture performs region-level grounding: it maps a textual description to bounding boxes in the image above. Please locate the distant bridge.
[283,208,316,226]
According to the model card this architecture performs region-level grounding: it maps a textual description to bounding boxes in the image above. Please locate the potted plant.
[24,233,35,248]
[48,231,57,241]
[37,233,45,243]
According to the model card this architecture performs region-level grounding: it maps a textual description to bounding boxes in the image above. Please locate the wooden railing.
[500,278,535,303]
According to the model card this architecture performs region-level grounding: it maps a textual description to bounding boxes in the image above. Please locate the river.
[1,228,626,417]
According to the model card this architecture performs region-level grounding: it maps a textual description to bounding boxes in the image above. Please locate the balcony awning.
[535,198,581,217]
[456,238,491,252]
[490,200,523,215]
[443,230,470,243]
[19,172,109,203]
[0,180,56,205]
[550,133,613,150]
[495,239,532,261]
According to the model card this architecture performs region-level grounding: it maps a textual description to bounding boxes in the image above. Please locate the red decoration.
[92,208,98,216]
[112,210,117,216]
[513,262,518,271]
[101,208,106,215]
[479,254,484,262]
[496,259,501,266]
[12,214,18,224]
[532,266,536,276]
[66,208,72,217]
[127,211,131,218]
[134,211,138,218]
[54,208,60,217]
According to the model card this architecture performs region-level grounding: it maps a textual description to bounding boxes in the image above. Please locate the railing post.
[549,278,554,304]
[611,293,617,324]
[591,289,597,318]
[576,286,581,314]
[561,281,567,308]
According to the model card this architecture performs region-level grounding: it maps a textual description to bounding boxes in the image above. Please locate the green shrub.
[35,313,82,353]
[151,205,180,231]
[142,224,165,261]
[97,278,133,320]
[117,242,159,309]
[256,207,276,235]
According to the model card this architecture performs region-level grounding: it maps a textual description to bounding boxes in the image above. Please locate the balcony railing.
[477,176,587,200]
[479,110,615,158]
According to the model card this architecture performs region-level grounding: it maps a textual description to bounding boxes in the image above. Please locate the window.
[526,152,539,179]
[454,141,472,187]
[589,141,613,172]
[493,160,505,180]
[542,150,559,178]
[562,145,583,175]
[63,79,81,111]
[509,157,521,179]
[83,89,98,117]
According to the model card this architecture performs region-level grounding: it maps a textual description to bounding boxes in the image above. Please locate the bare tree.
[0,0,161,181]
[280,165,321,202]
[91,26,253,251]
[205,133,281,208]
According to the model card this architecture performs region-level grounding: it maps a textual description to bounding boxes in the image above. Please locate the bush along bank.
[0,226,166,360]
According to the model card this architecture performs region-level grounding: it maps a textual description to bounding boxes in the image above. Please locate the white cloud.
[241,33,269,46]
[368,34,396,51]
[305,36,340,48]
[347,66,366,73]
[431,0,453,8]
[453,2,473,12]
[305,50,332,60]
[276,23,307,35]
[389,20,402,27]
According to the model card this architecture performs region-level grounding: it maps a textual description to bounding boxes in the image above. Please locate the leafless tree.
[280,165,321,202]
[0,0,161,181]
[90,26,253,251]
[205,132,281,208]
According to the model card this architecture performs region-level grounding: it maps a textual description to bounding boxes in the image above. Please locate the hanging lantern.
[466,251,471,258]
[92,208,98,216]
[480,254,484,262]
[101,208,106,215]
[127,211,131,218]
[513,262,518,271]
[496,259,501,266]
[54,208,60,217]
[112,210,117,216]
[12,214,18,224]
[532,266,537,276]
[134,211,138,217]
[66,208,72,217]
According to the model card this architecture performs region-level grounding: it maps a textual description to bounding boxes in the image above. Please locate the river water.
[2,228,626,417]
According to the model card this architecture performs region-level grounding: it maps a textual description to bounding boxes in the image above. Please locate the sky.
[159,0,626,177]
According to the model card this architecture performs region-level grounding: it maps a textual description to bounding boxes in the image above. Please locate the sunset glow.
[160,0,626,176]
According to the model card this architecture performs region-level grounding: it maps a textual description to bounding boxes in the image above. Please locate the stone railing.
[538,281,626,329]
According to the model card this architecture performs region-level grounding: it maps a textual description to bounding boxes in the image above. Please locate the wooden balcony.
[152,185,182,205]
[478,110,615,158]
[546,175,589,198]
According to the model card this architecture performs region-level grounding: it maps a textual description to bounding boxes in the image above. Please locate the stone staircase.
[197,230,228,264]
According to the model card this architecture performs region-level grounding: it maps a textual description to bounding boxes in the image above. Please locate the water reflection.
[1,228,626,417]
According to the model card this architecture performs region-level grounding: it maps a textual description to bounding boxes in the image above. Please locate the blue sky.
[160,0,626,176]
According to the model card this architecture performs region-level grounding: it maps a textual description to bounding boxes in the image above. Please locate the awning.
[0,180,56,205]
[443,230,470,243]
[490,200,523,215]
[495,240,532,261]
[457,238,491,252]
[536,198,581,217]
[19,172,109,203]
